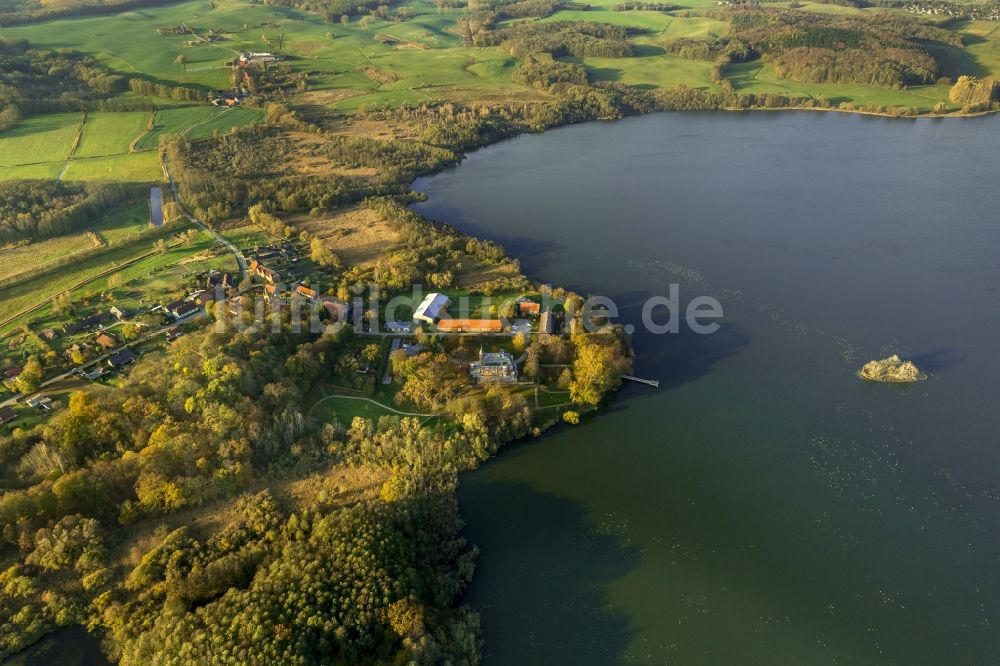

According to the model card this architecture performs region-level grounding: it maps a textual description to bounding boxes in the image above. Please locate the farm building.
[470,349,517,383]
[413,293,451,324]
[437,319,503,334]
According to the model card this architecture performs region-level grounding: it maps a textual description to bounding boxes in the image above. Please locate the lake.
[412,111,1000,665]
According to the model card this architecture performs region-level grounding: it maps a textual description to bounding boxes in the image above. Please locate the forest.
[720,7,958,87]
[0,181,135,245]
[0,38,127,131]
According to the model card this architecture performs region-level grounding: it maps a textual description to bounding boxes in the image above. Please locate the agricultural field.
[133,106,266,151]
[0,113,83,175]
[74,112,152,158]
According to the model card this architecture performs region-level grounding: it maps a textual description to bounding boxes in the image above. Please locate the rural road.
[161,155,249,282]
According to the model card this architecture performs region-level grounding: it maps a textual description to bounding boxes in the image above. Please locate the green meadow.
[74,112,151,158]
[134,106,265,151]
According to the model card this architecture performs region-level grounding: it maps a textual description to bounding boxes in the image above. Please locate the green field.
[134,106,266,151]
[74,111,152,158]
[0,113,83,168]
[0,112,162,183]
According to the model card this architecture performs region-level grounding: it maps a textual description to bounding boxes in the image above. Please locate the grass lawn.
[75,111,152,158]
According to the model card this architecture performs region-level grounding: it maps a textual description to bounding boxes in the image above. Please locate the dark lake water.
[412,111,1000,665]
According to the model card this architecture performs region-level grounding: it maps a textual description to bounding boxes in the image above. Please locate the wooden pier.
[622,375,660,389]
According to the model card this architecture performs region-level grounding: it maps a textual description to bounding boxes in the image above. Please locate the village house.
[295,284,319,300]
[95,333,118,350]
[263,283,284,300]
[26,395,53,411]
[41,329,57,341]
[65,342,90,361]
[63,312,112,335]
[164,327,183,342]
[385,321,413,334]
[413,293,451,324]
[470,349,517,383]
[436,319,504,334]
[107,349,138,368]
[320,296,350,321]
[0,406,16,425]
[165,299,202,320]
[206,271,234,290]
[110,306,131,321]
[2,366,23,381]
[81,367,104,381]
[517,299,541,316]
[249,260,279,284]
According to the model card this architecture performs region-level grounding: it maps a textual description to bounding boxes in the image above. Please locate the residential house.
[26,395,53,411]
[436,319,504,334]
[295,284,319,300]
[95,333,118,350]
[249,260,279,284]
[166,300,202,320]
[41,329,57,341]
[107,349,138,368]
[0,406,16,425]
[517,300,541,316]
[82,367,104,381]
[2,366,23,381]
[110,306,131,321]
[320,296,349,321]
[385,321,413,334]
[470,349,517,383]
[63,312,111,335]
[164,327,183,342]
[413,293,451,324]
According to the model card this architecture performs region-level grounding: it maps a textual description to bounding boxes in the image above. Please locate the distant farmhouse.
[413,293,450,325]
[470,349,517,383]
[517,299,541,316]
